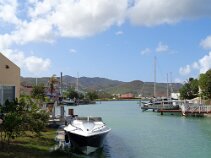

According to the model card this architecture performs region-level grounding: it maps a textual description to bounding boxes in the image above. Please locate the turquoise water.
[64,101,211,158]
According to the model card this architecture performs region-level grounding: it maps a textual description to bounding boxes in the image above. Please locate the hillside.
[21,75,182,97]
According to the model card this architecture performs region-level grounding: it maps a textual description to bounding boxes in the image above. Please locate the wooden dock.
[158,104,211,116]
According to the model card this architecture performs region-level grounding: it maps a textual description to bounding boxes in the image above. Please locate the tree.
[179,78,199,99]
[65,88,79,99]
[85,91,98,101]
[31,84,45,100]
[199,69,211,99]
[78,92,84,100]
[0,96,49,147]
[97,91,112,99]
[0,99,23,145]
[48,75,58,96]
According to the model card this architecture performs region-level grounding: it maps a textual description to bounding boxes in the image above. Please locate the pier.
[158,104,211,116]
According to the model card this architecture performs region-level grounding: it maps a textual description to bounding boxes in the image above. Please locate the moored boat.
[64,116,111,155]
[140,98,180,111]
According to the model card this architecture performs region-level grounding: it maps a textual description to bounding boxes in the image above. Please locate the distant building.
[119,93,134,99]
[0,53,20,105]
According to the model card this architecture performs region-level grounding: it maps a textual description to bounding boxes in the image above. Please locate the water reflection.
[68,141,111,158]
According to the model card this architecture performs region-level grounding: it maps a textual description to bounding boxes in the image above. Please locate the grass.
[0,128,69,158]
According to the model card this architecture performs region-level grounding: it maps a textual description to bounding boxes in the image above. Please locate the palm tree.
[48,75,58,96]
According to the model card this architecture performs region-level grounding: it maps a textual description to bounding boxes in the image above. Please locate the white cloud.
[179,52,211,76]
[2,0,211,48]
[179,65,191,76]
[156,42,169,53]
[2,50,51,74]
[192,62,199,70]
[28,0,57,18]
[0,19,54,49]
[16,19,54,44]
[0,34,14,50]
[128,0,211,26]
[140,48,151,55]
[24,56,51,74]
[198,52,211,73]
[0,0,21,25]
[115,31,124,35]
[200,36,211,50]
[50,0,127,37]
[0,0,128,49]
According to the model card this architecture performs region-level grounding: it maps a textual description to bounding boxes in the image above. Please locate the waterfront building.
[119,93,134,99]
[0,53,20,105]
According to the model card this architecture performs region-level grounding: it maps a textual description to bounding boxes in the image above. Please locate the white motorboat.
[64,116,111,155]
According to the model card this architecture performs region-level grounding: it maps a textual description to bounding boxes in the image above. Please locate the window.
[0,86,15,105]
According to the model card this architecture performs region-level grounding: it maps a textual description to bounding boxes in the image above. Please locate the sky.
[1,0,211,83]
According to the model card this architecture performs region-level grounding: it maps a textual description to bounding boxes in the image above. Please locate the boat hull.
[141,104,180,111]
[66,131,109,154]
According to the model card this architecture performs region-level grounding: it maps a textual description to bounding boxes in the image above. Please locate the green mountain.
[21,75,182,97]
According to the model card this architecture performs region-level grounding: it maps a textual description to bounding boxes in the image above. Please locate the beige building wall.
[0,53,20,98]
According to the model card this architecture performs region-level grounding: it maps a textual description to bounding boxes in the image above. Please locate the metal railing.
[181,102,211,113]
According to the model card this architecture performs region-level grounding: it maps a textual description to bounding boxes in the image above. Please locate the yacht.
[64,116,111,155]
[140,98,180,111]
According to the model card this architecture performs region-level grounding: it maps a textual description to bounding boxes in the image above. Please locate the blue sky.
[1,0,211,83]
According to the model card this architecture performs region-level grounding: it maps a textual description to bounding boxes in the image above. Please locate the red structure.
[119,93,134,99]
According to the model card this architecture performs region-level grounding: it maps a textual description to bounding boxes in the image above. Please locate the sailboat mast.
[170,72,173,94]
[154,56,156,97]
[76,72,79,92]
[60,72,63,97]
[167,73,169,98]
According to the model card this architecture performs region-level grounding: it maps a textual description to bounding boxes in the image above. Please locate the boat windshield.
[76,117,102,122]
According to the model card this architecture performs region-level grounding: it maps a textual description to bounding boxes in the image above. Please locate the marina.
[1,2,211,158]
[52,101,211,158]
